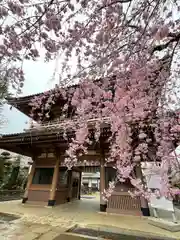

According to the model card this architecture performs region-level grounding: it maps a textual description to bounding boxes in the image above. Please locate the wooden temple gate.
[0,82,144,216]
[24,151,141,215]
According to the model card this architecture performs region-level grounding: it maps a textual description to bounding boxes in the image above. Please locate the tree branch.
[152,32,180,53]
[18,0,55,37]
[99,0,132,11]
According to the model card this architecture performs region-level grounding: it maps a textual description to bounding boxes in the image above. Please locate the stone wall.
[0,190,24,201]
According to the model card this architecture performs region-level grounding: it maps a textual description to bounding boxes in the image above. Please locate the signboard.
[143,164,177,222]
[147,174,161,189]
[147,173,174,212]
[150,195,174,212]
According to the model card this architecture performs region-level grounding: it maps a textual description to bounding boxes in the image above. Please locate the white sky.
[1,58,58,134]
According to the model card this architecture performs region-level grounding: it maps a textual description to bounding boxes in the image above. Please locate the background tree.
[0,75,11,127]
[0,155,5,184]
[2,155,21,190]
[0,151,11,187]
[1,151,11,160]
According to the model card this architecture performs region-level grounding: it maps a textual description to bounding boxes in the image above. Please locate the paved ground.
[0,196,180,239]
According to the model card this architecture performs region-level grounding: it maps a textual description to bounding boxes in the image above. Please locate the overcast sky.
[1,58,58,134]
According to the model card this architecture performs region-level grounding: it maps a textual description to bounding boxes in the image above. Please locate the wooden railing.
[0,190,24,202]
[24,117,111,132]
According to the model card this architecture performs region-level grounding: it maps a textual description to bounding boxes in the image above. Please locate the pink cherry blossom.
[1,0,180,202]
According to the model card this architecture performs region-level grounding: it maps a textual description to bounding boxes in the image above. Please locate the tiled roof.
[6,80,80,103]
[0,132,26,137]
[5,76,107,104]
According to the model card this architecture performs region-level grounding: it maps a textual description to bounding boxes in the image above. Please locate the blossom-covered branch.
[2,0,180,200]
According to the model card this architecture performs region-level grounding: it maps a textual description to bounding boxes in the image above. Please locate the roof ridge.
[6,75,116,102]
[6,81,81,102]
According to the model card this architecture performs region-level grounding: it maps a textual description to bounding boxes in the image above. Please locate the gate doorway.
[79,166,100,212]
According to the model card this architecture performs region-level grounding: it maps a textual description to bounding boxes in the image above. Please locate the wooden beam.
[22,160,36,203]
[67,170,73,202]
[78,171,82,200]
[100,151,107,212]
[48,153,60,206]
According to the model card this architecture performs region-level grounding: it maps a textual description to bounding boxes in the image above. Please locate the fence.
[0,190,24,201]
[106,189,141,216]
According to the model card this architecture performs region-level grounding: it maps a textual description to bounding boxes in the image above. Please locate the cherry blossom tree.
[1,0,180,200]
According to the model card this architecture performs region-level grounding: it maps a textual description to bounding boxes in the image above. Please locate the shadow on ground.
[64,225,177,240]
[0,212,20,222]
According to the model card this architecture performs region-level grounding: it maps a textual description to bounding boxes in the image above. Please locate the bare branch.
[153,32,180,53]
[98,0,132,11]
[18,0,55,37]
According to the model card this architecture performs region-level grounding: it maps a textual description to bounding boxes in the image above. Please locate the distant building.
[82,172,100,192]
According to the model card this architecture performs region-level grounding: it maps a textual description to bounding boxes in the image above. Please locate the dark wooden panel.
[55,188,68,204]
[36,158,56,166]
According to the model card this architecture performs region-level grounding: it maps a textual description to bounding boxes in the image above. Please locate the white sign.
[147,174,161,189]
[150,195,174,212]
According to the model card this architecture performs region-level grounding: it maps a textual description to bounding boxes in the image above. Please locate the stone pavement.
[0,197,180,239]
[0,221,66,240]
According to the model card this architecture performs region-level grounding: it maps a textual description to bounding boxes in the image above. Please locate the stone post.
[48,155,60,206]
[22,161,36,203]
[135,163,150,216]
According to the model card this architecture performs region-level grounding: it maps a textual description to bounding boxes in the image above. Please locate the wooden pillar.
[100,155,107,212]
[22,161,36,203]
[135,163,150,216]
[67,170,73,202]
[78,171,82,200]
[48,155,60,206]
